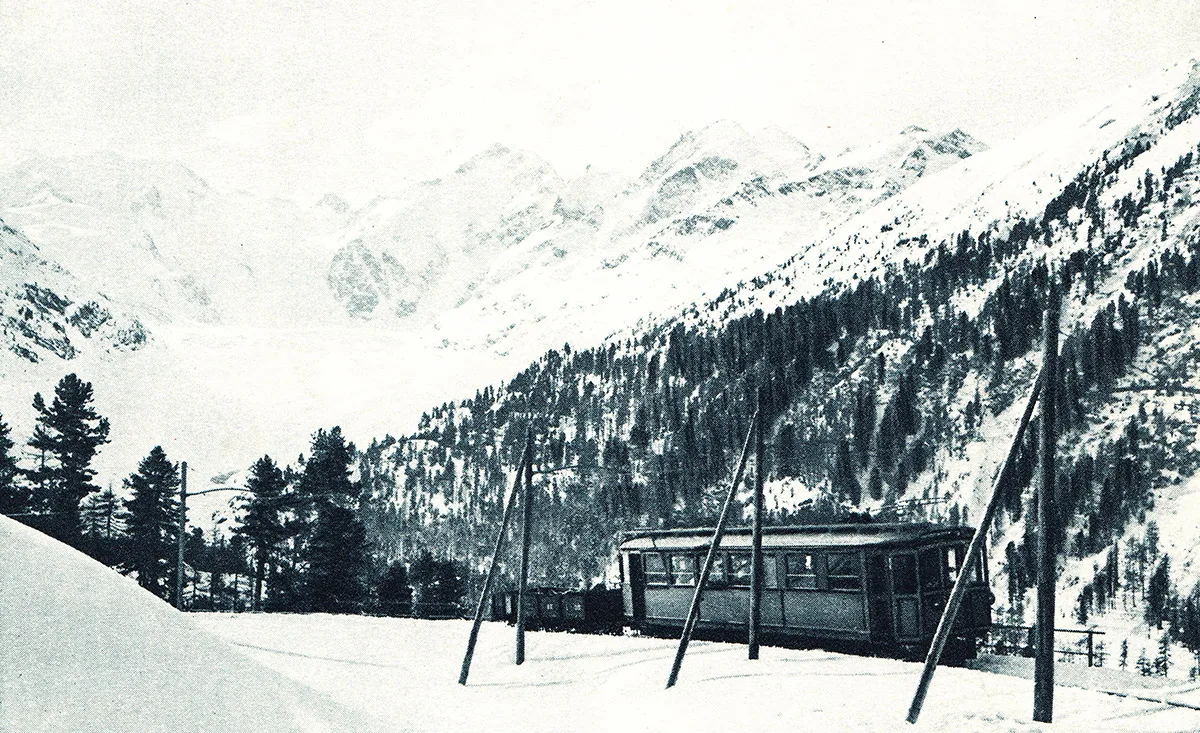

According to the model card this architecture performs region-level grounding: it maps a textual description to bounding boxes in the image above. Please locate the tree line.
[0,379,465,616]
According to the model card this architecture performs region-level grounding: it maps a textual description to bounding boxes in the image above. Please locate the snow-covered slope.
[0,515,374,732]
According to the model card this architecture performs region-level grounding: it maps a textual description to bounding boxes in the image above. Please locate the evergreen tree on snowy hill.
[79,486,123,566]
[297,427,357,507]
[376,560,413,616]
[1146,555,1173,630]
[236,455,288,610]
[26,374,110,544]
[296,427,371,613]
[305,504,370,613]
[409,552,465,618]
[0,414,31,518]
[122,446,180,601]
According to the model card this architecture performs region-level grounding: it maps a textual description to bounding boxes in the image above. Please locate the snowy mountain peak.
[314,192,351,216]
[638,120,760,185]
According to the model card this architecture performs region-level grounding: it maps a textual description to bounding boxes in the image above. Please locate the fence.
[987,623,1106,667]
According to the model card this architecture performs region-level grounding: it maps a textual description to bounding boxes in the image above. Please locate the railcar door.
[890,553,921,641]
[628,552,646,623]
[919,547,947,634]
[866,553,893,642]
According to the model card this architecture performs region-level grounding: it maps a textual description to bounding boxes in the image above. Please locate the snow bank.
[0,517,375,733]
[198,613,1200,732]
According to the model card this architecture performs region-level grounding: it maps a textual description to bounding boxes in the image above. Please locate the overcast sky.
[2,0,1198,203]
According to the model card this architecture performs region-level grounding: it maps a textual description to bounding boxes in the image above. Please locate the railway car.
[490,585,623,634]
[618,522,992,660]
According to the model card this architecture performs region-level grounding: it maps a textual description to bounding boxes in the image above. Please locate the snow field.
[197,613,1200,732]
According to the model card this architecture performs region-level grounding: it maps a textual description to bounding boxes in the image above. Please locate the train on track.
[490,522,993,662]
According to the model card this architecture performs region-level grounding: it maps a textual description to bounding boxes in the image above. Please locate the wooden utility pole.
[666,408,758,689]
[174,461,188,611]
[749,388,765,660]
[906,366,1046,723]
[1034,292,1060,723]
[458,442,530,685]
[515,432,534,665]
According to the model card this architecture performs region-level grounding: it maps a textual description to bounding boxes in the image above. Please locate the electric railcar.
[618,523,992,660]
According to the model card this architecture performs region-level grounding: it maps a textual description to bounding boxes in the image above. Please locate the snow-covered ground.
[4,511,1200,732]
[0,516,375,733]
[197,615,1200,732]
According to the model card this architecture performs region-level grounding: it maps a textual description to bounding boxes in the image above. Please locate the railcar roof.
[618,523,973,551]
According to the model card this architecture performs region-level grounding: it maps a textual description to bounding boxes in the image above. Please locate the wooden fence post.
[458,442,530,685]
[1034,291,1059,724]
[666,408,758,689]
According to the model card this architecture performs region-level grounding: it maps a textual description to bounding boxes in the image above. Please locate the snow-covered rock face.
[0,219,146,366]
[322,121,836,327]
[0,152,350,329]
[324,144,571,323]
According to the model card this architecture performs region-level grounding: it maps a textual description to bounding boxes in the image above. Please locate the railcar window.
[826,553,862,591]
[645,554,669,586]
[973,547,986,583]
[705,554,728,587]
[919,549,941,591]
[763,554,778,589]
[892,554,918,594]
[945,546,962,587]
[728,553,752,587]
[670,554,697,586]
[785,553,818,589]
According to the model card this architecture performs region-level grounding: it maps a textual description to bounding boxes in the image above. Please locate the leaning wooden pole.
[1034,292,1060,723]
[458,442,530,685]
[665,408,759,689]
[174,461,188,610]
[906,365,1046,723]
[515,431,535,665]
[749,388,765,660]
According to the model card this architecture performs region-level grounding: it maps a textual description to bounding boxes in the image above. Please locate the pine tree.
[296,427,370,613]
[122,447,181,601]
[1146,521,1160,566]
[305,504,370,613]
[1076,584,1092,625]
[0,413,30,517]
[867,465,883,502]
[409,551,465,617]
[1146,555,1172,629]
[297,427,357,507]
[1119,638,1129,669]
[1137,647,1152,676]
[26,374,110,543]
[377,560,413,616]
[831,438,860,505]
[235,455,288,610]
[79,486,124,566]
[1155,632,1171,677]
